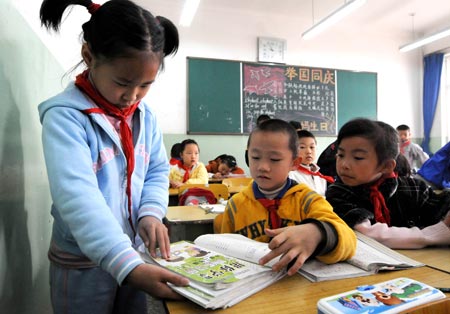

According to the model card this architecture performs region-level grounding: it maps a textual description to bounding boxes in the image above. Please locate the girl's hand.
[138,216,171,259]
[258,224,322,276]
[170,180,182,188]
[126,264,189,299]
[212,172,223,179]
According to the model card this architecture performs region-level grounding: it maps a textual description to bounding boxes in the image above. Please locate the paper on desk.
[199,204,226,213]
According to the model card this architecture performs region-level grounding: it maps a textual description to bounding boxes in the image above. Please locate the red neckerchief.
[172,159,191,182]
[369,172,397,226]
[75,70,139,236]
[257,198,281,229]
[296,164,335,184]
[400,140,411,154]
[169,158,179,165]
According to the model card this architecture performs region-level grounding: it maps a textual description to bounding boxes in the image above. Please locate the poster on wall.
[242,63,337,135]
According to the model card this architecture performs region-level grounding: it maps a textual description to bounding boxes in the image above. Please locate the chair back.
[222,177,253,188]
[178,183,230,202]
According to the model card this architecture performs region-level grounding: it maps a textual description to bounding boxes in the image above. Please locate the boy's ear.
[381,159,396,174]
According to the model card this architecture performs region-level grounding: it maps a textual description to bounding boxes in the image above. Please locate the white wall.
[16,0,425,136]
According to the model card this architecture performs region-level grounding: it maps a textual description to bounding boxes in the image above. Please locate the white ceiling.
[137,0,450,45]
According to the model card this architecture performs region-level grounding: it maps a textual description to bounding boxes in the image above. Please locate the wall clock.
[257,37,286,63]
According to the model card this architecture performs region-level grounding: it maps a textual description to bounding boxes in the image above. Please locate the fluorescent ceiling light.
[179,0,200,27]
[399,27,450,52]
[302,0,367,40]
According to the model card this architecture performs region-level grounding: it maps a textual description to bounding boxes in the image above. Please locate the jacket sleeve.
[298,191,356,264]
[325,183,374,228]
[138,110,169,221]
[355,219,450,249]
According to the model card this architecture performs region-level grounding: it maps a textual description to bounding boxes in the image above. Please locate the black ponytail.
[39,0,179,67]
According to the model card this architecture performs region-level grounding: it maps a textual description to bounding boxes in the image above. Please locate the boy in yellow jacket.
[215,119,356,276]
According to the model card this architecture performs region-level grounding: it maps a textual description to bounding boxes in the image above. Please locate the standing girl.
[169,139,208,188]
[39,0,188,313]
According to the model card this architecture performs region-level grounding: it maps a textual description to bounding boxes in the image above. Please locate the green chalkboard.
[336,70,377,129]
[188,58,241,133]
[187,57,377,135]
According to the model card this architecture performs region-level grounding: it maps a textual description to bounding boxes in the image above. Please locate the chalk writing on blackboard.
[242,63,337,135]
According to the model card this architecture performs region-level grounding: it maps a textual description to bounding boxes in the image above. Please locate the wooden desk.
[397,246,450,273]
[165,206,218,242]
[165,252,450,314]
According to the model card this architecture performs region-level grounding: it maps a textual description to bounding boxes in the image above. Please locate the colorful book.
[138,234,285,309]
[317,277,446,314]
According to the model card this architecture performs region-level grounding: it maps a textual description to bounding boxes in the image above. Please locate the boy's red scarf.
[369,172,397,226]
[400,140,411,154]
[75,70,139,236]
[258,198,281,229]
[296,164,335,184]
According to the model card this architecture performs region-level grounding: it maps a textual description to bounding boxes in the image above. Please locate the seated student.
[205,154,228,174]
[212,155,245,179]
[256,114,271,126]
[317,139,338,179]
[396,124,429,172]
[288,120,302,132]
[169,142,182,167]
[215,119,356,276]
[326,118,450,249]
[289,130,334,197]
[169,139,208,188]
[416,141,450,190]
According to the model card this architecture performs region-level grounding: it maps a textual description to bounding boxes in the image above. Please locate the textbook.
[139,233,286,309]
[298,232,424,282]
[317,277,446,314]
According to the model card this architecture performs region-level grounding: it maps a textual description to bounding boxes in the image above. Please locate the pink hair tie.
[87,3,101,15]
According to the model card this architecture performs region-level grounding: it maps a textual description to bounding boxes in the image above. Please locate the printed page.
[194,233,279,267]
[298,259,372,282]
[348,232,424,271]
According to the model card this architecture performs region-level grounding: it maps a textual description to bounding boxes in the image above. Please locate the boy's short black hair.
[337,118,399,166]
[256,114,271,126]
[289,120,302,130]
[396,124,410,131]
[248,119,298,159]
[297,129,316,142]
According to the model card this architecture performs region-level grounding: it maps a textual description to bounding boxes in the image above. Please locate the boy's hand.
[138,216,171,259]
[126,264,189,299]
[259,224,322,276]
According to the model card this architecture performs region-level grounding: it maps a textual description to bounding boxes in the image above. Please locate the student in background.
[212,155,245,178]
[256,114,271,126]
[416,141,450,190]
[326,118,450,249]
[169,139,208,188]
[169,142,182,167]
[289,130,334,196]
[215,119,356,276]
[317,139,338,179]
[205,154,228,174]
[38,0,188,312]
[396,124,429,171]
[288,120,302,132]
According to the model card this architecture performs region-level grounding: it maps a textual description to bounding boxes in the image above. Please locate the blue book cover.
[317,277,445,314]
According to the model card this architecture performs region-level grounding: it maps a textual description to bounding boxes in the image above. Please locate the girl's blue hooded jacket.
[38,82,169,284]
